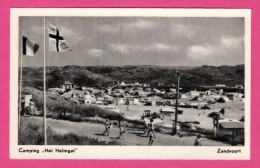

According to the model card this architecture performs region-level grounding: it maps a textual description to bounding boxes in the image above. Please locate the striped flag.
[47,22,71,52]
[22,36,39,56]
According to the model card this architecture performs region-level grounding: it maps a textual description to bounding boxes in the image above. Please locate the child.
[118,123,125,140]
[194,135,204,146]
[148,131,154,146]
[102,118,111,136]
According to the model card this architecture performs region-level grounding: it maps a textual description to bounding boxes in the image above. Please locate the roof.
[219,121,244,129]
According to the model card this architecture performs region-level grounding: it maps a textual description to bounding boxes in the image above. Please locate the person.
[102,118,111,136]
[147,119,156,138]
[117,123,125,140]
[194,135,203,146]
[143,121,148,135]
[29,99,36,116]
[20,97,25,115]
[148,131,154,146]
[219,108,225,116]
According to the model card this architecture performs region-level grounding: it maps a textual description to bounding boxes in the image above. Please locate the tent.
[228,95,236,100]
[205,91,212,95]
[180,94,187,99]
[192,96,201,101]
[217,96,230,103]
[133,98,142,105]
[118,98,125,104]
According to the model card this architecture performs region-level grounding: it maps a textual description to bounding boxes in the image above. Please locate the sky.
[19,17,245,67]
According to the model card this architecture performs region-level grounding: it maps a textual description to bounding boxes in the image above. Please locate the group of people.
[20,98,36,116]
[102,118,156,145]
[102,118,206,146]
[102,118,125,140]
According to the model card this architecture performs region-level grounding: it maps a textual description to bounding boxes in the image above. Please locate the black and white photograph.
[10,8,250,159]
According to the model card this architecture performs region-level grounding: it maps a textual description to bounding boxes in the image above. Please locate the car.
[151,112,164,120]
[180,122,197,131]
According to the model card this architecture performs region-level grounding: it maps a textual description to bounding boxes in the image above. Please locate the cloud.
[187,45,214,59]
[109,44,129,54]
[99,19,157,34]
[86,49,105,57]
[109,42,180,54]
[220,37,243,48]
[152,43,179,51]
[98,25,120,33]
[170,23,199,39]
[123,19,156,30]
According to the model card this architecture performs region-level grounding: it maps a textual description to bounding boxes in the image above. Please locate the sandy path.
[21,116,229,146]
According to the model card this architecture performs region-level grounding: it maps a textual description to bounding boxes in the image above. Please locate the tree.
[73,74,96,87]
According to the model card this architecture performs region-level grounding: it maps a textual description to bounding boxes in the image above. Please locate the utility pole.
[173,69,180,135]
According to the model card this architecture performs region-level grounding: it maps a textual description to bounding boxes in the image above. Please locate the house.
[103,95,114,102]
[81,95,93,104]
[124,97,142,105]
[153,89,161,94]
[186,90,200,97]
[134,82,140,86]
[144,88,152,92]
[114,89,124,94]
[61,81,74,91]
[170,88,176,93]
[24,95,32,107]
[120,82,126,86]
[205,91,212,95]
[218,120,244,143]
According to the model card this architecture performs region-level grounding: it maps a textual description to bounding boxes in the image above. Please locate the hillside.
[21,65,244,89]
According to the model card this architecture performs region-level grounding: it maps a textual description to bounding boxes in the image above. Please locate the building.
[24,95,32,107]
[61,81,74,91]
[218,120,244,143]
[186,90,200,97]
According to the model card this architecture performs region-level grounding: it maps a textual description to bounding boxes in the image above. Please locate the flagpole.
[19,32,23,128]
[43,16,47,145]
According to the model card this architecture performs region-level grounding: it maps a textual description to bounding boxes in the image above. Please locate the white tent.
[180,94,187,99]
[133,98,142,105]
[118,98,125,104]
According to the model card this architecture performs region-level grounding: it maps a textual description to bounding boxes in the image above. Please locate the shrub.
[18,120,44,145]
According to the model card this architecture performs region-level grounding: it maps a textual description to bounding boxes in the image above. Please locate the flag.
[22,36,39,56]
[47,22,71,52]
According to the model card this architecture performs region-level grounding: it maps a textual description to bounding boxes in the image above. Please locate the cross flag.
[22,36,39,56]
[47,22,71,52]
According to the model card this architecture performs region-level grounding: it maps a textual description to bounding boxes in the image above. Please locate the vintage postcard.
[9,8,251,159]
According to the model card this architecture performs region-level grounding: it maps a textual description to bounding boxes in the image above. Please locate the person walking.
[147,119,156,138]
[117,123,125,140]
[148,131,154,146]
[102,118,111,136]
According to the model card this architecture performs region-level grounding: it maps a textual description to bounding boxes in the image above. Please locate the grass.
[18,120,121,145]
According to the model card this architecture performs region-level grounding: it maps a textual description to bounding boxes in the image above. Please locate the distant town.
[19,65,245,146]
